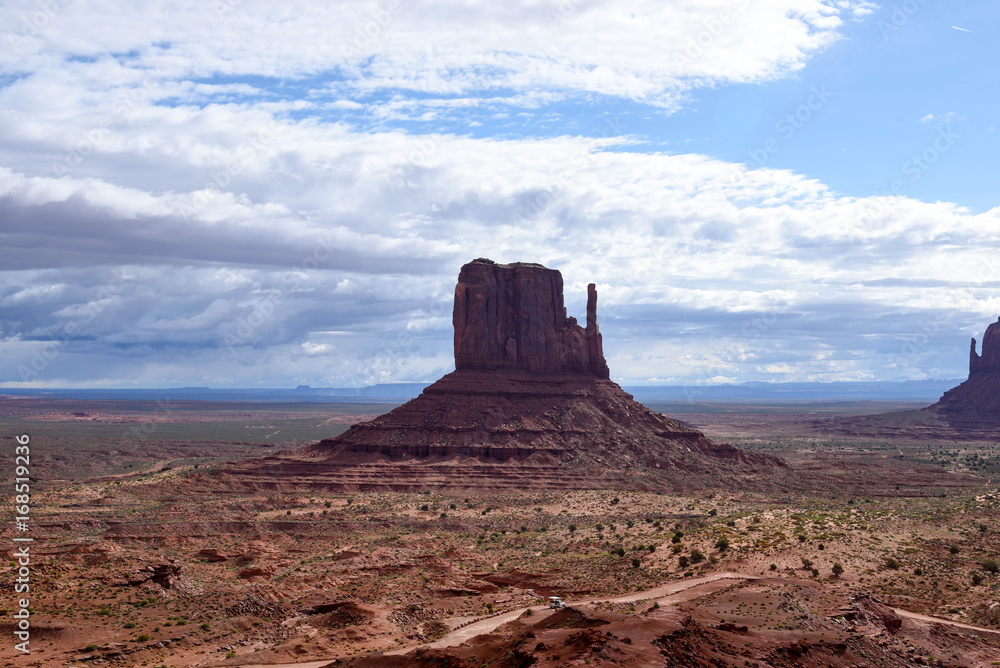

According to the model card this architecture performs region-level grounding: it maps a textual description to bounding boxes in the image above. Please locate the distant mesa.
[222,259,777,491]
[928,316,1000,427]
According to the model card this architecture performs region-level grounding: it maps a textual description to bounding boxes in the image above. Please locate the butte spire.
[225,259,776,491]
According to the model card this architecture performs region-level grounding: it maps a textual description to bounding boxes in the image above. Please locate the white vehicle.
[547,596,565,609]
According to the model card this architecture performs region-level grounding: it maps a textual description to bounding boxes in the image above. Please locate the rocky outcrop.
[928,317,1000,428]
[845,593,902,634]
[223,259,778,492]
[128,562,181,588]
[969,317,1000,375]
[454,259,609,378]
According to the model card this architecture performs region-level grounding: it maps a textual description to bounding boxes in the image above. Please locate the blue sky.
[0,0,998,388]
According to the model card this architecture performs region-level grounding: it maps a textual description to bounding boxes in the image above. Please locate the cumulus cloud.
[2,0,864,106]
[0,0,994,387]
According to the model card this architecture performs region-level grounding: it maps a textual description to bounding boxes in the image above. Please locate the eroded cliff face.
[931,317,1000,426]
[453,259,609,378]
[969,317,1000,375]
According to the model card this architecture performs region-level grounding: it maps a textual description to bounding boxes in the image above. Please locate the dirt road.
[395,571,757,654]
[233,572,1000,666]
[894,608,1000,638]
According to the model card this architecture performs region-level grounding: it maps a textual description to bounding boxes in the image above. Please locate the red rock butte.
[454,259,610,378]
[222,259,777,491]
[929,316,1000,427]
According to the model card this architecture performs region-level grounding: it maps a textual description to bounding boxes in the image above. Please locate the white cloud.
[1,0,868,107]
[3,115,998,385]
[0,0,994,387]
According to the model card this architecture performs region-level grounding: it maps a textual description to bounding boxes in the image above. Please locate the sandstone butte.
[222,259,778,492]
[928,316,1000,427]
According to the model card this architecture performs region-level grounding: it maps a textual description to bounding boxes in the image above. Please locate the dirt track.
[894,608,1000,638]
[388,572,756,654]
[377,571,1000,659]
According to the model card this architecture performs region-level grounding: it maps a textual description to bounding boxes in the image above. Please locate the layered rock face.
[454,259,609,378]
[930,317,1000,426]
[969,317,1000,375]
[225,259,776,491]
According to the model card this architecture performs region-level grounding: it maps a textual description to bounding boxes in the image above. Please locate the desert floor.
[1,397,998,667]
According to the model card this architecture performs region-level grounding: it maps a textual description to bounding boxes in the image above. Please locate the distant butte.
[929,317,1000,427]
[223,259,778,491]
[804,316,1000,440]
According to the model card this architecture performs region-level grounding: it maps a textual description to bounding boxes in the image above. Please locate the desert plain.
[1,394,998,668]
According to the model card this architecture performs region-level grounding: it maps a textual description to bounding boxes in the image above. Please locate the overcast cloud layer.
[1,0,997,388]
